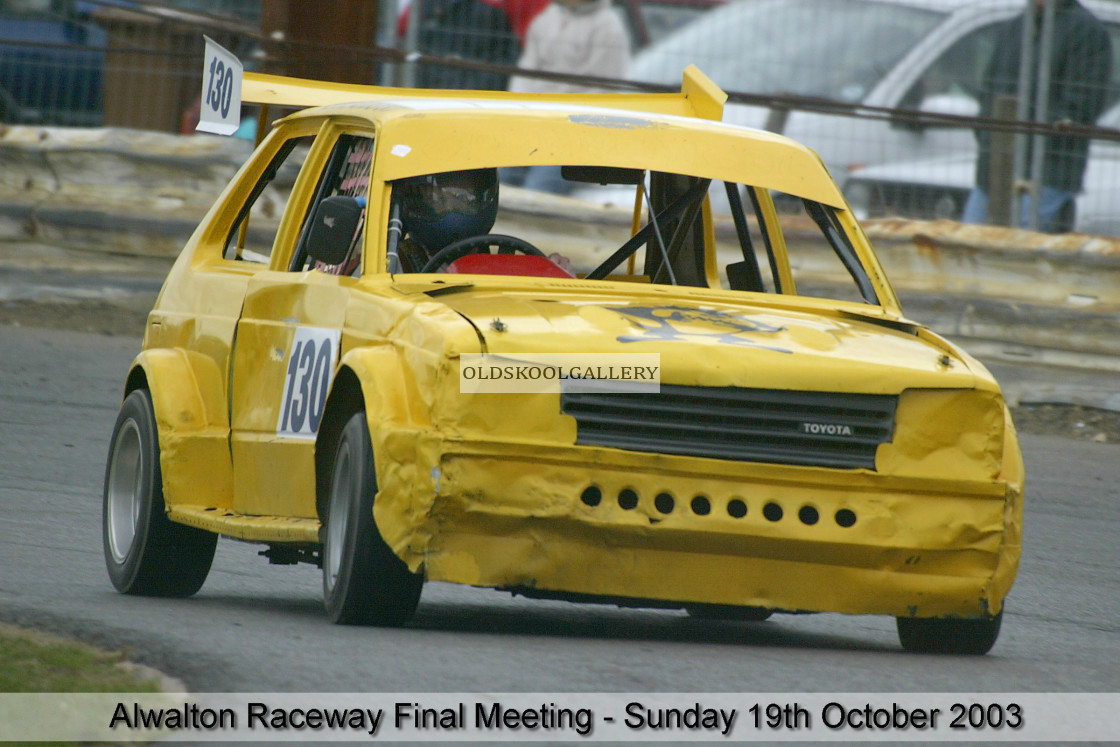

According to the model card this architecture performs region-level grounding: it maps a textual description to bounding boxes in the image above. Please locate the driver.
[393,168,499,272]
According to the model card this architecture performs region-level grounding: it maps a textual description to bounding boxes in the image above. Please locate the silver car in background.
[845,103,1120,237]
[627,0,1120,188]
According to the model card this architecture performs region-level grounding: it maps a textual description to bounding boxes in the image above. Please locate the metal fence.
[3,0,1120,236]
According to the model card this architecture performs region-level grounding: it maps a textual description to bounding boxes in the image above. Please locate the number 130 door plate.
[276,327,341,439]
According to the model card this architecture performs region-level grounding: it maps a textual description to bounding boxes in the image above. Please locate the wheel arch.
[103,386,217,597]
[315,345,414,525]
[315,365,364,525]
[126,348,233,510]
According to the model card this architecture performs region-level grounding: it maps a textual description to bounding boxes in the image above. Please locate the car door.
[140,122,317,514]
[228,128,375,519]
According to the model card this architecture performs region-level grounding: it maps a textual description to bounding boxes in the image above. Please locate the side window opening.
[712,183,876,305]
[288,134,374,275]
[222,136,313,263]
[724,182,783,293]
[735,194,875,305]
[721,181,764,293]
[583,171,709,283]
[641,172,710,287]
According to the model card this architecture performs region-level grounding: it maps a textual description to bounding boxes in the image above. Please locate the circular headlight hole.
[763,502,783,522]
[727,498,747,519]
[835,509,857,528]
[618,488,639,510]
[691,495,711,516]
[580,485,602,507]
[798,505,820,525]
[654,492,675,514]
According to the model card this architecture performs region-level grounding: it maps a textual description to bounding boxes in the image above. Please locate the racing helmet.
[397,168,499,251]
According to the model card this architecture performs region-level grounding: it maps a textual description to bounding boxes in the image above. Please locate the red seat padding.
[446,253,574,278]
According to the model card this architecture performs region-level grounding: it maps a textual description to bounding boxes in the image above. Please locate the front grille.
[561,385,897,470]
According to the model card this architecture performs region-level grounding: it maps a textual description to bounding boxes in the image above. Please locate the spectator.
[962,0,1112,233]
[503,0,554,39]
[507,0,630,193]
[411,0,522,90]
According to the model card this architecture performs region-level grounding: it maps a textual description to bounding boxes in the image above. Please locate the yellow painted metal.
[379,410,1018,616]
[627,183,643,276]
[834,196,904,315]
[129,68,1023,621]
[132,348,233,511]
[229,269,352,519]
[360,110,841,205]
[168,505,319,543]
[701,197,720,288]
[242,65,724,120]
[133,116,328,520]
[356,281,1020,617]
[680,65,728,121]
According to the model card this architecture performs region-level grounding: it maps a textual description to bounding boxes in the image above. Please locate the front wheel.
[896,610,1002,655]
[103,389,216,596]
[322,412,423,625]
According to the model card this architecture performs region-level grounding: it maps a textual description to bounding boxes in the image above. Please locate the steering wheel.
[420,233,546,273]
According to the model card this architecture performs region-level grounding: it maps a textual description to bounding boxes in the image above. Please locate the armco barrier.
[2,124,1118,370]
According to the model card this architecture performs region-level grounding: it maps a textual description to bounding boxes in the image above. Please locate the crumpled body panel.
[366,323,1023,618]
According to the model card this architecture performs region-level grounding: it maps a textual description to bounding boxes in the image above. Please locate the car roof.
[245,70,848,207]
[311,98,845,207]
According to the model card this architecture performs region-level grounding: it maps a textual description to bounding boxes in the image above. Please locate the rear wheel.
[322,412,422,625]
[103,389,216,596]
[896,610,1002,655]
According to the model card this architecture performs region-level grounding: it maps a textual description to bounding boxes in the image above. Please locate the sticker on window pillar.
[276,327,341,439]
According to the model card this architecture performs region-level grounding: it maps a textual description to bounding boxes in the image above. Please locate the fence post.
[764,106,789,135]
[1027,0,1058,231]
[400,0,423,88]
[989,95,1018,227]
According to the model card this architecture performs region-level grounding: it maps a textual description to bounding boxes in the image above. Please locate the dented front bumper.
[376,429,1022,619]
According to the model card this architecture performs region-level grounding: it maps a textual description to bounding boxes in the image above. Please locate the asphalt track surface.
[1,324,1118,708]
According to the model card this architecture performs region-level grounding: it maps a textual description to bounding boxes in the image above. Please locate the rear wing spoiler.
[197,37,727,138]
[243,68,727,120]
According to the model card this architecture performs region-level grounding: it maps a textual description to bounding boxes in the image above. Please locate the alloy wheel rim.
[106,419,142,564]
[325,440,353,592]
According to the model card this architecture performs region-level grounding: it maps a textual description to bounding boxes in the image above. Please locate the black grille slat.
[571,414,892,447]
[580,433,878,469]
[561,385,897,470]
[568,404,895,440]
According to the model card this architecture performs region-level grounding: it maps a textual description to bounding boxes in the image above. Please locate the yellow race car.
[102,54,1022,655]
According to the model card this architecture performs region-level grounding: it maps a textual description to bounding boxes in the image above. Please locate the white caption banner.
[1,692,1119,742]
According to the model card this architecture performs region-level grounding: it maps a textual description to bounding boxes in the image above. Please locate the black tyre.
[103,389,216,596]
[897,610,1002,655]
[686,604,772,622]
[322,412,422,625]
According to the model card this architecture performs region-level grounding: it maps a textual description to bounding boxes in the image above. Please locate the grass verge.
[0,622,165,745]
[0,622,161,693]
